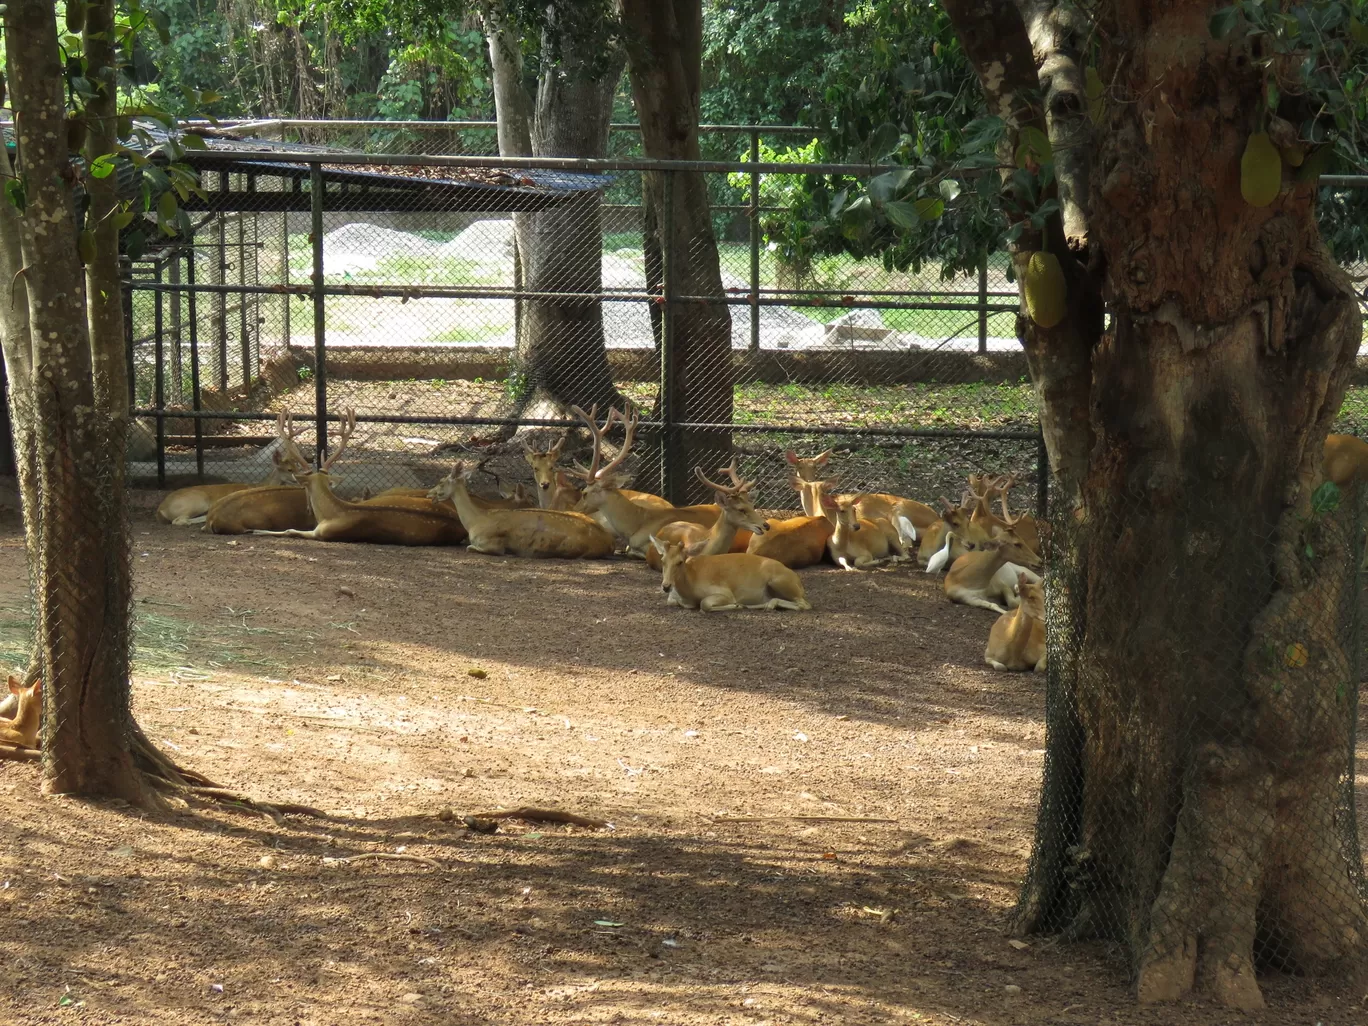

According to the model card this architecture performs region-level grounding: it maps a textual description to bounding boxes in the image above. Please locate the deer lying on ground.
[921,494,992,571]
[984,573,1047,672]
[820,491,907,570]
[0,677,41,750]
[943,505,1043,613]
[968,473,1041,557]
[644,462,767,570]
[428,461,615,558]
[157,449,296,526]
[524,431,672,511]
[743,477,834,568]
[252,410,468,546]
[651,537,811,612]
[787,449,935,536]
[569,405,720,555]
[201,415,315,534]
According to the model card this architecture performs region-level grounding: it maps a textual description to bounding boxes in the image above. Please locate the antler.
[694,458,751,497]
[938,495,957,514]
[321,408,357,472]
[998,492,1024,527]
[567,403,604,481]
[275,410,311,473]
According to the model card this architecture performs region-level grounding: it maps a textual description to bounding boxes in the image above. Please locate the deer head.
[522,432,568,500]
[650,535,688,593]
[567,404,638,512]
[696,460,767,535]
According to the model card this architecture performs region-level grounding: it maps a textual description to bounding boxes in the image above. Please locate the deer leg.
[957,595,1009,614]
[252,528,321,539]
[837,556,856,571]
[984,657,1010,672]
[173,515,208,526]
[699,593,741,612]
[763,598,805,611]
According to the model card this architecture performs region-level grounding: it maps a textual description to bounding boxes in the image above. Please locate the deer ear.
[814,450,831,466]
[7,676,19,696]
[649,535,667,556]
[784,450,799,465]
[30,678,40,696]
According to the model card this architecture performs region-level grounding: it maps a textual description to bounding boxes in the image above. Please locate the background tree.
[621,0,734,500]
[933,0,1368,1009]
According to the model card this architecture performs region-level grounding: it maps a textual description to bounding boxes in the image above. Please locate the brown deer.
[943,505,1044,613]
[984,572,1047,672]
[1324,434,1368,487]
[650,537,811,612]
[0,677,41,750]
[968,473,1041,556]
[785,448,833,483]
[788,451,934,539]
[820,491,904,570]
[568,404,720,555]
[921,494,991,571]
[644,462,768,570]
[156,448,296,525]
[253,410,467,546]
[524,431,672,511]
[428,462,615,558]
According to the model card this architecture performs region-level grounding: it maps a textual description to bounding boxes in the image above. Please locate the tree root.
[444,806,611,829]
[128,721,328,820]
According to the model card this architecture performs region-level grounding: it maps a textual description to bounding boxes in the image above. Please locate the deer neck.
[443,479,492,529]
[302,472,352,522]
[593,488,655,537]
[700,509,741,556]
[798,486,818,517]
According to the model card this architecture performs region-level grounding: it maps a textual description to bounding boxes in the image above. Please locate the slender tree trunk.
[6,0,149,803]
[944,0,1367,1008]
[509,12,627,418]
[0,115,41,698]
[622,0,733,503]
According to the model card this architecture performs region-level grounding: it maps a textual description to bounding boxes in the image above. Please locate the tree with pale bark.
[0,0,316,816]
[934,0,1368,1008]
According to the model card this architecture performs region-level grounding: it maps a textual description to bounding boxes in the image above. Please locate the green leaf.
[112,210,135,230]
[594,920,625,928]
[157,189,177,223]
[868,168,912,202]
[1209,6,1240,39]
[4,177,25,214]
[913,196,945,221]
[1296,144,1333,181]
[865,121,901,159]
[1015,126,1052,167]
[181,133,208,151]
[884,199,920,229]
[937,178,962,202]
[1311,480,1341,514]
[124,229,146,260]
[959,116,1004,155]
[1352,16,1368,46]
[828,187,849,219]
[146,7,171,45]
[89,153,116,179]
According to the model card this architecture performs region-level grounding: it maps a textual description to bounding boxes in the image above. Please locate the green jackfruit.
[66,0,85,32]
[1240,132,1282,208]
[1023,251,1067,329]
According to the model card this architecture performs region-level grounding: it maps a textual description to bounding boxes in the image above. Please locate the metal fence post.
[186,239,204,479]
[214,172,229,393]
[661,169,679,503]
[154,257,165,487]
[978,262,989,354]
[168,245,183,405]
[311,162,328,467]
[749,129,760,355]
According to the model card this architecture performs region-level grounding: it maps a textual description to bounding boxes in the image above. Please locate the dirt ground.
[0,492,1365,1026]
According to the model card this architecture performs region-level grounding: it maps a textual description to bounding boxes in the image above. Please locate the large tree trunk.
[621,0,734,503]
[5,0,149,804]
[493,6,627,420]
[945,0,1367,1009]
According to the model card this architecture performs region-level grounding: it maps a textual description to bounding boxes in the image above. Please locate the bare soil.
[0,492,1364,1025]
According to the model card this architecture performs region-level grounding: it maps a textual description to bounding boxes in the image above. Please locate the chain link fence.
[1016,479,1367,992]
[122,123,1038,512]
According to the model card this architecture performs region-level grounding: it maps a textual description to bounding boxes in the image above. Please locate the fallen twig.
[325,852,442,870]
[711,814,900,824]
[0,744,39,763]
[458,806,610,829]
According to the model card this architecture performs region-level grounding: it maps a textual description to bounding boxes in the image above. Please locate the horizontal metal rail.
[129,407,1039,440]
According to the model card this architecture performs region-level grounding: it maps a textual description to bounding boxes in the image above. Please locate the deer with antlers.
[943,497,1044,613]
[787,449,935,539]
[650,536,811,613]
[249,409,468,545]
[644,461,768,570]
[919,493,988,572]
[523,431,673,512]
[984,572,1047,673]
[428,461,615,558]
[201,414,315,535]
[967,473,1042,557]
[568,404,722,555]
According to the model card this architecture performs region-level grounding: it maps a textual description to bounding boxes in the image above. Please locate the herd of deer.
[149,403,1053,672]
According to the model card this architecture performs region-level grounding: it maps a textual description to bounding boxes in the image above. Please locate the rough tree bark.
[481,3,627,419]
[945,0,1367,1009]
[621,0,734,503]
[5,0,150,802]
